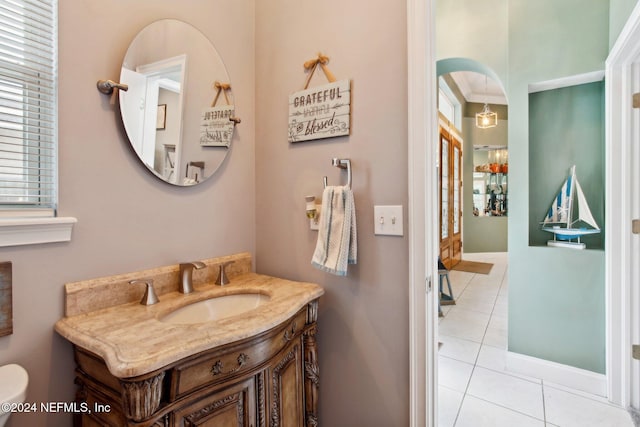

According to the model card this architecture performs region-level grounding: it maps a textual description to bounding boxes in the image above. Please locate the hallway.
[437,253,634,427]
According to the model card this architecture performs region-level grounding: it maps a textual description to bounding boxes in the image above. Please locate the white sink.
[160,293,270,325]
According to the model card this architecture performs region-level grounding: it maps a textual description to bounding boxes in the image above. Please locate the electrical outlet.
[374,205,403,236]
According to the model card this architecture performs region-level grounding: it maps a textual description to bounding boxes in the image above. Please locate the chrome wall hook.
[323,158,352,189]
[97,79,129,95]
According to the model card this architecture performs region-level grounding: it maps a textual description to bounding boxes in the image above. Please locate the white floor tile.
[450,282,470,298]
[493,295,508,317]
[544,385,634,427]
[448,270,474,285]
[482,325,508,349]
[443,307,491,324]
[439,253,631,427]
[438,385,464,427]
[543,380,610,403]
[440,305,453,317]
[467,366,544,420]
[438,334,481,364]
[458,288,499,303]
[483,314,508,349]
[438,355,474,393]
[488,313,508,330]
[476,345,541,384]
[455,395,545,427]
[499,281,509,295]
[452,297,495,315]
[438,313,489,343]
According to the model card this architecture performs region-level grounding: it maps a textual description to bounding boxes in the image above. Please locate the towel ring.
[323,158,352,189]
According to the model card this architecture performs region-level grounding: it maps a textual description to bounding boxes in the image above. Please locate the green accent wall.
[508,1,608,374]
[528,81,605,250]
[610,0,638,48]
[438,0,610,374]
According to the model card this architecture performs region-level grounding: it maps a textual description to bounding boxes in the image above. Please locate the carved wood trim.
[184,391,245,427]
[257,371,266,427]
[303,325,319,427]
[270,344,299,427]
[120,371,165,422]
[283,321,296,342]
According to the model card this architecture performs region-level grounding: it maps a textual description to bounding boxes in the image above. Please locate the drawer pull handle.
[210,353,250,376]
[283,321,297,342]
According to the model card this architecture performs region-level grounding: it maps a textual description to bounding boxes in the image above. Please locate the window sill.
[0,217,77,247]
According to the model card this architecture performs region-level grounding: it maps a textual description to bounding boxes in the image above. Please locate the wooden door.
[439,126,462,269]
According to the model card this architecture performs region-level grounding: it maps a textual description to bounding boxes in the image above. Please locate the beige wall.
[255,1,410,425]
[0,1,255,425]
[2,0,411,425]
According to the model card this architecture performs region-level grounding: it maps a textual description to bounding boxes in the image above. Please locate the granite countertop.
[55,273,324,378]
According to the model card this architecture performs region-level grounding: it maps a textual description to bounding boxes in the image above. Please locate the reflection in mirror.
[119,20,234,186]
[473,146,508,216]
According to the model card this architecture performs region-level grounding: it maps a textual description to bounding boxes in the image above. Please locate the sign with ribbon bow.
[201,81,235,147]
[288,53,351,143]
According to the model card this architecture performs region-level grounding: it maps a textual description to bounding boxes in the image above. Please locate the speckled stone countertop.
[55,253,324,378]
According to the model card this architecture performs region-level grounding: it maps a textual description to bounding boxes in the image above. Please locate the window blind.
[0,0,57,216]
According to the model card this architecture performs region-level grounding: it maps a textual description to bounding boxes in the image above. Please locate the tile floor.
[438,252,635,427]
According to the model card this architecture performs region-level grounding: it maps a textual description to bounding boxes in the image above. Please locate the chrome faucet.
[179,261,206,294]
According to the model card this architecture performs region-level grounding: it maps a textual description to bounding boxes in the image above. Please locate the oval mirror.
[119,19,236,186]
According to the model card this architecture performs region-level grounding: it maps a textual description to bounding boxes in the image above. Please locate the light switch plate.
[374,205,403,236]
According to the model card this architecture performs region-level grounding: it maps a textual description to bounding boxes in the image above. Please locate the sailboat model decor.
[541,165,600,249]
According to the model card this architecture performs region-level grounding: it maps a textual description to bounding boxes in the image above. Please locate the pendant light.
[476,75,498,129]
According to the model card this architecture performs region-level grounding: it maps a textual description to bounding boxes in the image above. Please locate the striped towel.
[311,185,357,276]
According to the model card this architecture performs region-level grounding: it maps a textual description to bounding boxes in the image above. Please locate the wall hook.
[323,158,352,189]
[97,79,129,95]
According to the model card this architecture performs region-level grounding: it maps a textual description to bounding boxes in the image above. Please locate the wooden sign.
[200,106,235,147]
[0,262,12,337]
[288,79,351,143]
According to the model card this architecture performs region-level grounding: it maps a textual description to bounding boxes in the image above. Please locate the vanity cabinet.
[71,301,319,427]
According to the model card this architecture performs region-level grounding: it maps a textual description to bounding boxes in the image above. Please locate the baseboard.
[506,351,607,397]
[629,407,640,427]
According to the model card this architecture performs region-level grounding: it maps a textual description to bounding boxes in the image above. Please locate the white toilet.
[0,364,29,427]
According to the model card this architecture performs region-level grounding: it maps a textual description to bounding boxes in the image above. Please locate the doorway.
[438,125,462,269]
[605,2,640,413]
[437,68,509,267]
[408,1,640,425]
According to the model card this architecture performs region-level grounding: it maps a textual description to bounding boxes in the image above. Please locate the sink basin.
[160,293,270,325]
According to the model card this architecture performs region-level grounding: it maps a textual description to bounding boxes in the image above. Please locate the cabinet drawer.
[170,308,307,399]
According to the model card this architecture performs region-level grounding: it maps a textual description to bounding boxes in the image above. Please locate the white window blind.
[0,0,57,217]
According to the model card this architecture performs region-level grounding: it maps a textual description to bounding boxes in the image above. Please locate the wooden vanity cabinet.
[71,300,319,427]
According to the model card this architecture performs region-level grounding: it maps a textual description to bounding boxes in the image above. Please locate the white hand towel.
[311,185,357,276]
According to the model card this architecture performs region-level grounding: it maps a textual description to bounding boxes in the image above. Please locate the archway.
[436,58,509,263]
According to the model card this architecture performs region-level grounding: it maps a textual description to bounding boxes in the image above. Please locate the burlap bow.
[211,81,231,106]
[303,53,337,89]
